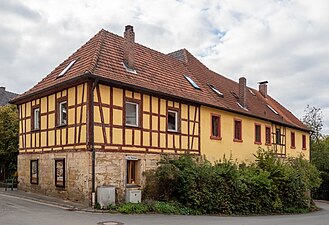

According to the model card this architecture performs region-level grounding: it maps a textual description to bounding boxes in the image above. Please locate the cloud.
[0,0,328,134]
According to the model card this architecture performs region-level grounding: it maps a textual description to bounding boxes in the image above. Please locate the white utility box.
[97,186,116,208]
[126,189,141,203]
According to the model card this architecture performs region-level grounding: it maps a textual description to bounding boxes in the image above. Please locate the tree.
[0,105,19,180]
[302,105,323,143]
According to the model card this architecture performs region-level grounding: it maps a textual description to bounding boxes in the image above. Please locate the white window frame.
[167,110,178,132]
[33,108,40,130]
[59,101,67,126]
[125,102,139,127]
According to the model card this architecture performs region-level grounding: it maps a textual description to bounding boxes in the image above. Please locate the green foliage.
[94,203,101,210]
[152,201,178,214]
[143,149,321,215]
[117,203,149,214]
[311,136,329,199]
[0,105,19,179]
[302,105,323,142]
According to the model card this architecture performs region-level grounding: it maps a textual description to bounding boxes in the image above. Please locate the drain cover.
[97,222,124,225]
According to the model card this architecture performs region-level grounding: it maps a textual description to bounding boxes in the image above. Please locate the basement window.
[55,159,65,188]
[209,84,223,97]
[127,159,139,185]
[184,75,201,90]
[267,104,279,115]
[58,59,77,78]
[30,160,38,185]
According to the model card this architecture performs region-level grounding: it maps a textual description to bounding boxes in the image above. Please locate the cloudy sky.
[1,0,328,134]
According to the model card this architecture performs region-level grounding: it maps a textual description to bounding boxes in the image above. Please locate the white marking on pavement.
[0,193,71,210]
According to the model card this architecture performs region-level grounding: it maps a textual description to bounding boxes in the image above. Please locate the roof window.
[267,104,279,115]
[249,89,256,96]
[184,75,201,90]
[237,102,248,111]
[58,60,77,77]
[209,84,223,97]
[230,91,239,100]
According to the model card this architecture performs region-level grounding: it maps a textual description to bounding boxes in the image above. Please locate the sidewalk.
[0,188,92,211]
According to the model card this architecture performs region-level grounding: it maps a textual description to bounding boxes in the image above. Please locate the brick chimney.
[123,25,135,69]
[238,77,247,108]
[258,81,268,98]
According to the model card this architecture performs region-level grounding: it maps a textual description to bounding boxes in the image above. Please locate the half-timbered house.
[10,25,310,205]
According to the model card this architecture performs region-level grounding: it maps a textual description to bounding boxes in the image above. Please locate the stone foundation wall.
[18,151,161,205]
[18,151,91,205]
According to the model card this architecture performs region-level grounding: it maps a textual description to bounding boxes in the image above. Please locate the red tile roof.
[11,28,309,131]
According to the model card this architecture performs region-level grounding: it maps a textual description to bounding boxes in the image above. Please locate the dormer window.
[184,75,201,90]
[209,84,223,97]
[58,60,77,78]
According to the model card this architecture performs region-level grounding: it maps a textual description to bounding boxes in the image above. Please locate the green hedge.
[143,148,321,215]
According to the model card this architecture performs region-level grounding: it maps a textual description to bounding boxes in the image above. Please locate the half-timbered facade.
[11,25,310,205]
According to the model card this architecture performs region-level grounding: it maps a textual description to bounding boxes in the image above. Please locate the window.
[30,160,38,185]
[127,160,139,185]
[211,114,221,139]
[255,124,261,144]
[168,110,178,132]
[33,108,40,130]
[125,102,139,127]
[265,126,271,145]
[58,59,77,77]
[291,132,296,148]
[184,75,201,90]
[59,101,67,126]
[55,159,65,187]
[234,119,242,142]
[267,104,279,115]
[302,134,307,150]
[276,128,281,145]
[209,84,224,97]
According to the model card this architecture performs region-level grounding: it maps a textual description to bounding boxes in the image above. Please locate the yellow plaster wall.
[200,106,309,163]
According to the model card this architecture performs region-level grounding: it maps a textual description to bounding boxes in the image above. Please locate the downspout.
[91,78,99,208]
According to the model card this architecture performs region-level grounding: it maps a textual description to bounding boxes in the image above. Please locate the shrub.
[143,149,321,215]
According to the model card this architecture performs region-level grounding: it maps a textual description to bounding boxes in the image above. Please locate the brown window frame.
[31,106,40,131]
[291,132,296,149]
[56,97,68,127]
[124,98,142,128]
[275,128,281,145]
[302,134,307,150]
[233,119,243,142]
[265,126,271,145]
[55,158,65,188]
[30,159,39,185]
[127,159,139,185]
[210,114,221,140]
[254,123,262,144]
[167,108,180,133]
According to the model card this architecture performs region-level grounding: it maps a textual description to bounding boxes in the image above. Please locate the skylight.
[267,104,279,115]
[249,89,256,96]
[58,60,77,77]
[209,84,223,97]
[184,75,201,90]
[237,102,248,111]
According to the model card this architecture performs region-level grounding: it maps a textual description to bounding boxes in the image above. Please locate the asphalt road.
[1,193,329,225]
